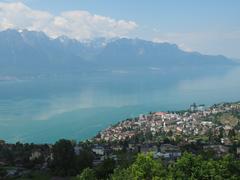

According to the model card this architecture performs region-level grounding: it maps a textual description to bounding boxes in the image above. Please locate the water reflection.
[0,67,240,143]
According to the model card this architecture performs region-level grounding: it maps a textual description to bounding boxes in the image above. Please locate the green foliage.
[129,153,165,179]
[168,152,240,180]
[111,152,240,180]
[168,152,205,179]
[0,168,7,178]
[95,158,116,179]
[51,139,77,176]
[116,151,136,169]
[111,153,166,180]
[76,148,94,171]
[17,171,51,180]
[111,167,133,180]
[76,168,96,180]
[51,139,94,176]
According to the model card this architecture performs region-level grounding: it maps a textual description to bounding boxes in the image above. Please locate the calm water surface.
[1,67,240,143]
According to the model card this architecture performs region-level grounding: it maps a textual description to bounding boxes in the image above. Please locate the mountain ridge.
[0,29,238,75]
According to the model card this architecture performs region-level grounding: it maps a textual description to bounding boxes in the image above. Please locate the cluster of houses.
[97,102,240,143]
[87,102,240,166]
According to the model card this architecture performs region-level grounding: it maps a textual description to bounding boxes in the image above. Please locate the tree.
[76,148,94,171]
[96,158,115,179]
[0,168,7,178]
[76,168,96,180]
[130,153,165,179]
[216,155,240,179]
[167,130,173,137]
[111,153,166,180]
[228,129,236,139]
[167,152,240,179]
[168,152,204,179]
[95,158,116,179]
[111,167,133,180]
[51,139,76,176]
[219,127,224,138]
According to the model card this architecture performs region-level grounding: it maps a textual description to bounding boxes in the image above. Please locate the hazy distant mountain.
[0,29,237,75]
[95,38,234,68]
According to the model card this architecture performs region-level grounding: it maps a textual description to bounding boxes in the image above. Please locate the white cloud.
[0,2,138,40]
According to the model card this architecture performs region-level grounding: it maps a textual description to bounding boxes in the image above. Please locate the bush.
[76,168,96,180]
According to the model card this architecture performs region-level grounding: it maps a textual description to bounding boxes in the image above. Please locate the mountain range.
[0,29,238,75]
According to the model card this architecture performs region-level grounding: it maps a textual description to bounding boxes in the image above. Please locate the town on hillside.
[97,102,240,143]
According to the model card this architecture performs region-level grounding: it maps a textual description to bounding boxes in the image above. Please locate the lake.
[1,67,240,143]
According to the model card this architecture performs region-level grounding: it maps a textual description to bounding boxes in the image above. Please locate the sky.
[0,0,240,58]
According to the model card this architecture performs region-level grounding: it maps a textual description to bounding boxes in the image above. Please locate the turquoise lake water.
[1,67,240,143]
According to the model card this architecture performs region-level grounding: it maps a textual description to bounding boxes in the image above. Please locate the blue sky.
[18,0,240,31]
[1,0,240,58]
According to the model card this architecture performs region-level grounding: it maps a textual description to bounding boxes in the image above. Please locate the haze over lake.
[1,66,240,143]
[0,27,239,143]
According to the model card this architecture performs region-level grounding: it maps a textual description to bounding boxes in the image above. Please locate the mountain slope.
[0,29,237,75]
[95,38,233,68]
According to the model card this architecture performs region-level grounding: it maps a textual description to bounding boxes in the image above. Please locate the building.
[92,145,105,156]
[74,146,82,155]
[29,150,42,161]
[154,144,181,159]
